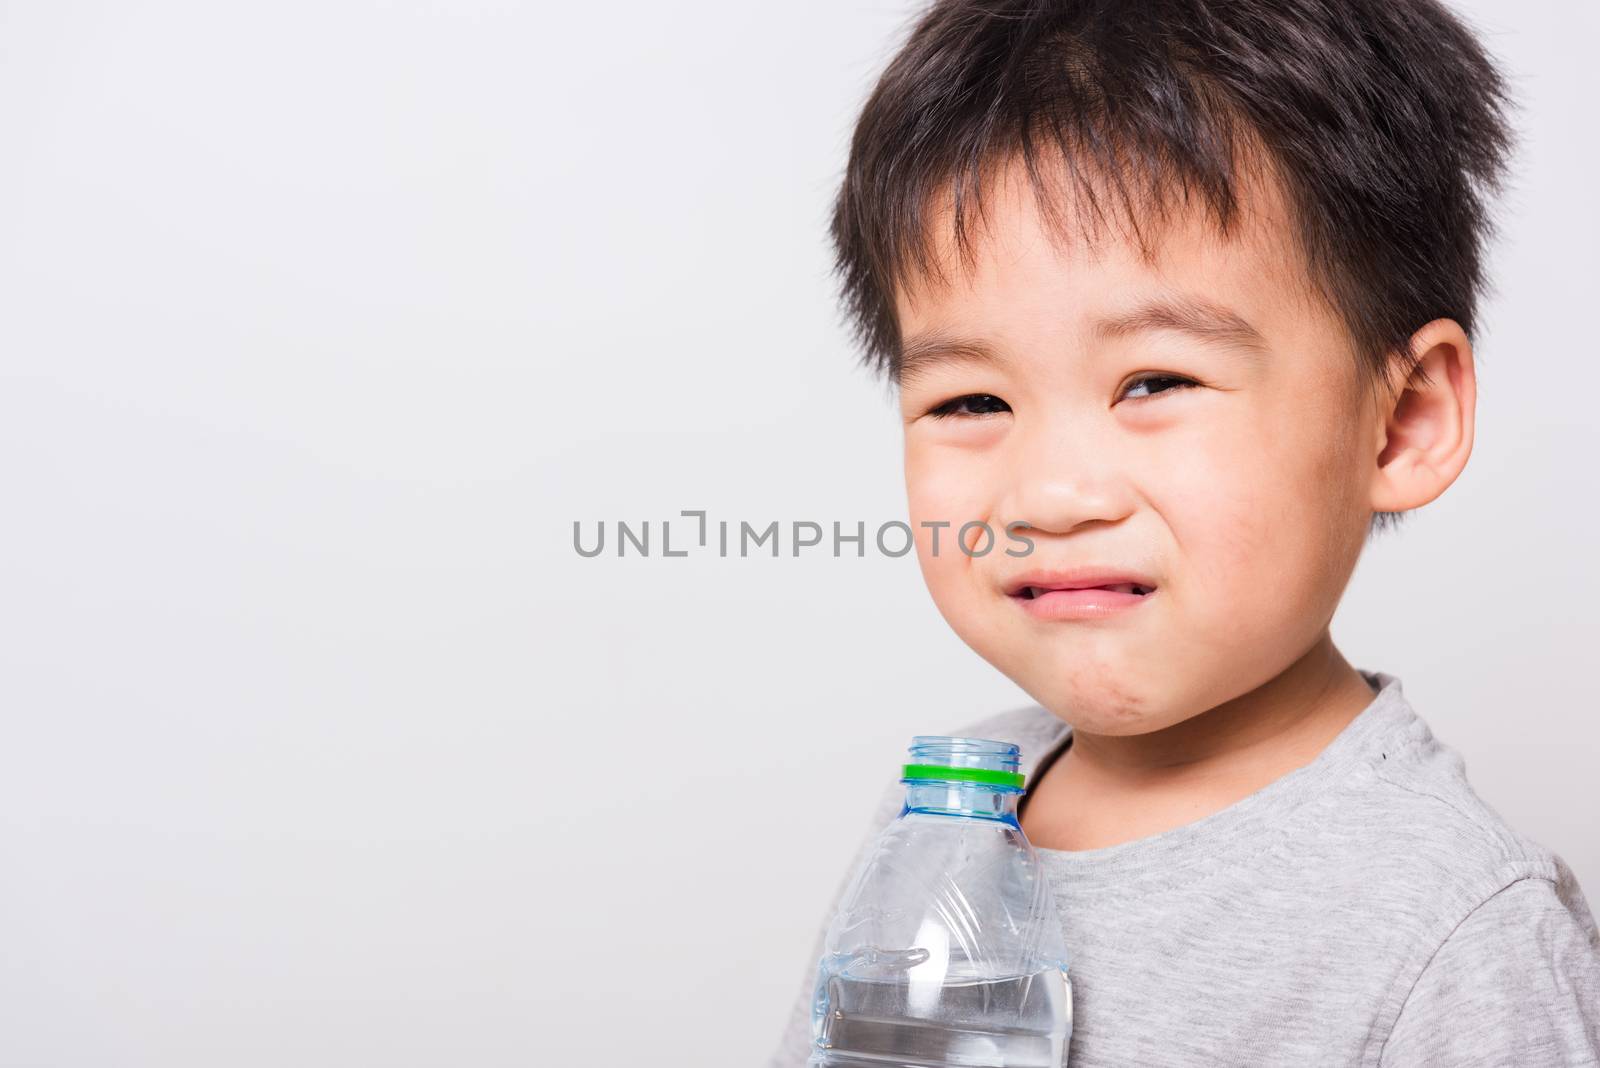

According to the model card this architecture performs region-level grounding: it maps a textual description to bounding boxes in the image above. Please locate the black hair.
[829,0,1519,536]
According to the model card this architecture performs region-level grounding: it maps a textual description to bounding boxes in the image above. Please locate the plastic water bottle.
[808,736,1073,1068]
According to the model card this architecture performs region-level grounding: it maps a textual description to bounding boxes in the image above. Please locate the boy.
[771,1,1600,1065]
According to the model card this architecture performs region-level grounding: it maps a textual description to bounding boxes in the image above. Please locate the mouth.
[1013,582,1154,599]
[1004,570,1158,598]
[1004,570,1158,619]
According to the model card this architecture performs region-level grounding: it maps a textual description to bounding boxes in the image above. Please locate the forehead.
[892,151,1322,351]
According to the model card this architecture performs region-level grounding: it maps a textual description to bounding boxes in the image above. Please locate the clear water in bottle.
[813,969,1071,1067]
[808,736,1072,1068]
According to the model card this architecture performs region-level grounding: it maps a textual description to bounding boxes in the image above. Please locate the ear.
[1370,318,1476,514]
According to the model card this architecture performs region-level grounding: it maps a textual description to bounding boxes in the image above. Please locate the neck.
[904,781,1022,826]
[1022,635,1378,852]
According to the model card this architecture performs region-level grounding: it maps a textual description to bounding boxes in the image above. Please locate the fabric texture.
[770,669,1600,1067]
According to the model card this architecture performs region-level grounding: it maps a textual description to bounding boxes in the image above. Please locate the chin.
[1064,710,1191,738]
[1010,670,1193,737]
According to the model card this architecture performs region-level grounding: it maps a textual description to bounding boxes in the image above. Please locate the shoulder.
[1353,695,1581,909]
[1342,682,1600,1059]
[1293,672,1582,914]
[1378,870,1600,1064]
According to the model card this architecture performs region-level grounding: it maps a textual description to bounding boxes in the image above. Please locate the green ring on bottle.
[902,763,1025,789]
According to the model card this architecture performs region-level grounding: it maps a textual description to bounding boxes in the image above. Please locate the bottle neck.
[903,781,1022,826]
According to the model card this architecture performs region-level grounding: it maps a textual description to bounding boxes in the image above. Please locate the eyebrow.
[896,295,1270,385]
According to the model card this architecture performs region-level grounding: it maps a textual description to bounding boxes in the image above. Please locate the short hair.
[828,0,1519,536]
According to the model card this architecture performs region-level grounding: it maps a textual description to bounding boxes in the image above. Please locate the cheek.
[1160,404,1359,625]
[904,442,997,614]
[1166,467,1277,605]
[905,442,996,546]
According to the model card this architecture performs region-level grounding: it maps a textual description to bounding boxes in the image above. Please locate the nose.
[994,416,1136,537]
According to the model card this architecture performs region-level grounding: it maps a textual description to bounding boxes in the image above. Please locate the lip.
[1004,566,1158,621]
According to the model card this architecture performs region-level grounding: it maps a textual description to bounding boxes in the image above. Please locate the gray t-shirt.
[770,669,1600,1066]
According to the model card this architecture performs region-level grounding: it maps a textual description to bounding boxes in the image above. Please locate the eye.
[925,393,1013,419]
[1121,373,1199,402]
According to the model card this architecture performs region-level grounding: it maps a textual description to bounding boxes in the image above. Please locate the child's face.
[894,158,1383,735]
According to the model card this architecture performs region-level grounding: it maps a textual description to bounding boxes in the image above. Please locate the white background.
[1,2,1594,1065]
